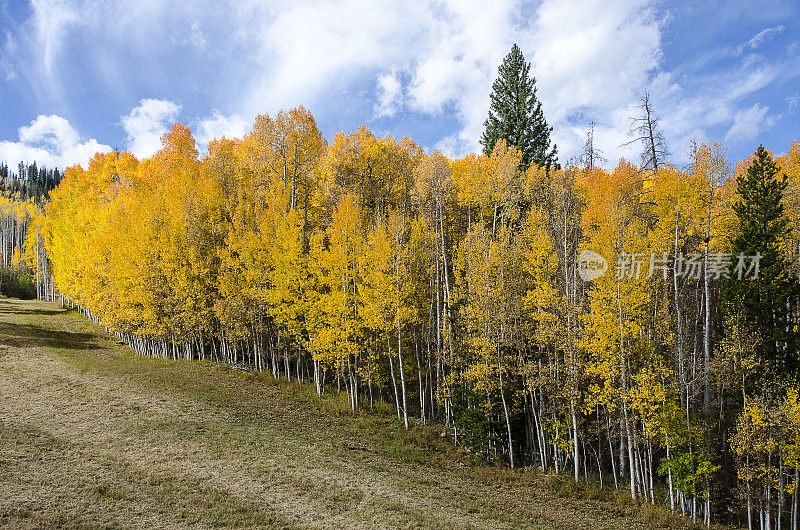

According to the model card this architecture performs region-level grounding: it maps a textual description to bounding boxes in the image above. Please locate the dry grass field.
[0,297,702,528]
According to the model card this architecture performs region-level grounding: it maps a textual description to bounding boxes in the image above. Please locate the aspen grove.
[17,107,800,527]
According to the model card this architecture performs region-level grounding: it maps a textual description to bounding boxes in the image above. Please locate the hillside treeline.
[0,161,63,204]
[0,162,60,298]
[0,195,46,298]
[27,107,800,527]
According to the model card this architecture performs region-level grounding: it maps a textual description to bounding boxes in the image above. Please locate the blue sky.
[0,0,798,171]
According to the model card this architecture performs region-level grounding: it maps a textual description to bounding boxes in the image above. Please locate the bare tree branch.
[623,91,669,171]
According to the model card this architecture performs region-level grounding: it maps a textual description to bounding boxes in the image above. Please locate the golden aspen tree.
[307,194,366,410]
[414,151,458,427]
[580,160,656,500]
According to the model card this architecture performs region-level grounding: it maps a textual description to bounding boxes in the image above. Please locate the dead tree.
[580,121,607,171]
[624,91,668,171]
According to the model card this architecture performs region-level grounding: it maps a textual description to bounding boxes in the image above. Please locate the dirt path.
[0,298,682,529]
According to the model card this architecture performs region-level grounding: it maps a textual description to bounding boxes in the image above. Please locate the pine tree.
[723,146,798,377]
[481,44,557,171]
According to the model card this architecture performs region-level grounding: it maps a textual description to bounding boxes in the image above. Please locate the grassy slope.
[0,298,701,529]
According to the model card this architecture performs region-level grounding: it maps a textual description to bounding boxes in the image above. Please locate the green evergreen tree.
[722,146,798,377]
[481,44,558,170]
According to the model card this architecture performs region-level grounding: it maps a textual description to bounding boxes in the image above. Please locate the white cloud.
[238,0,422,114]
[367,0,664,160]
[19,115,80,148]
[174,20,207,50]
[529,0,661,118]
[188,21,207,49]
[195,111,249,152]
[525,0,663,163]
[406,1,521,155]
[3,31,19,81]
[121,98,181,158]
[30,0,82,79]
[725,103,771,142]
[646,51,786,158]
[375,70,403,118]
[737,25,784,54]
[0,114,111,169]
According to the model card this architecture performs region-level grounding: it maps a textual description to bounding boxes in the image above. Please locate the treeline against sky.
[0,161,63,204]
[17,107,800,526]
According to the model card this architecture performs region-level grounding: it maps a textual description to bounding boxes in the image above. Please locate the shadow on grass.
[0,298,65,318]
[0,321,102,350]
[0,307,65,317]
